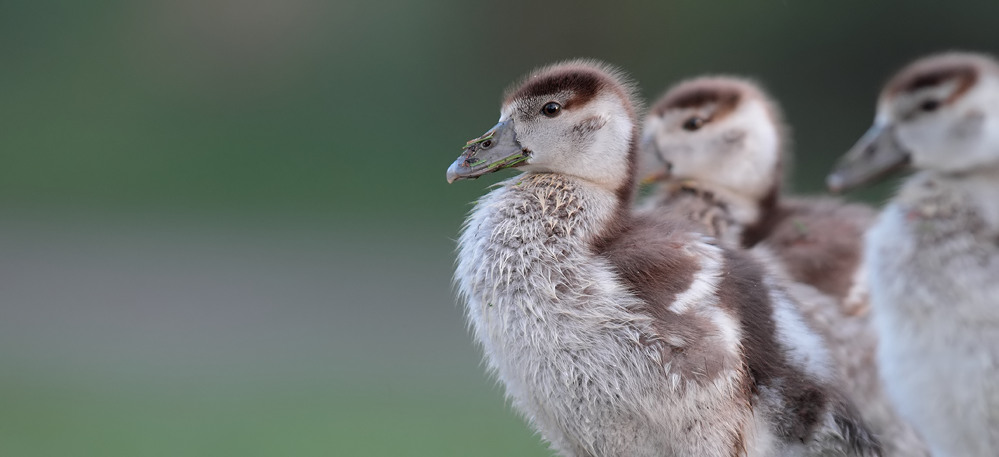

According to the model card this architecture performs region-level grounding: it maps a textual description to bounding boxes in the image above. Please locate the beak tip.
[826,173,846,194]
[446,161,465,184]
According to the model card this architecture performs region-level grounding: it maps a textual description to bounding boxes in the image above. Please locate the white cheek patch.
[660,101,780,200]
[646,112,698,171]
[511,94,635,190]
[897,78,999,173]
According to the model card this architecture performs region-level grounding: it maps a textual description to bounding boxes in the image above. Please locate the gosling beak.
[826,123,911,193]
[446,119,530,183]
[637,136,673,185]
[640,170,671,186]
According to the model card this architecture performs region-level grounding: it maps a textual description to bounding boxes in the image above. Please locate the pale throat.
[512,171,623,233]
[582,129,634,191]
[948,166,999,229]
[710,185,764,226]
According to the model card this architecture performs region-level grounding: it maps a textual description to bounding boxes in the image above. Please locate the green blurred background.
[1,1,996,455]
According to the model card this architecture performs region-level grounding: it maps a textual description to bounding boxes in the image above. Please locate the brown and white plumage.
[638,77,874,303]
[829,51,999,457]
[638,77,924,455]
[448,61,880,456]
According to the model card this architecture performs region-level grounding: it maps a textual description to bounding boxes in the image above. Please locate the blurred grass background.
[0,1,996,455]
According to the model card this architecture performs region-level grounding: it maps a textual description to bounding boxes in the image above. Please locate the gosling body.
[829,52,999,457]
[640,77,923,455]
[450,62,879,456]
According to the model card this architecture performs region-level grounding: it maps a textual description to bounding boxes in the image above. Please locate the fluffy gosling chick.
[639,77,874,301]
[828,51,999,457]
[448,61,880,457]
[638,77,927,456]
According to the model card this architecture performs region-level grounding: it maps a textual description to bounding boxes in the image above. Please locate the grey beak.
[446,119,530,183]
[827,123,911,193]
[637,136,672,185]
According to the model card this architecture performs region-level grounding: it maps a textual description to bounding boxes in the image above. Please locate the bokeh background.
[1,1,996,455]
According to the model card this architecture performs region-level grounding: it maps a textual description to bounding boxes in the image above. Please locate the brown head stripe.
[652,80,742,122]
[883,53,999,103]
[507,67,601,109]
[889,65,977,103]
[504,61,640,118]
[655,86,739,115]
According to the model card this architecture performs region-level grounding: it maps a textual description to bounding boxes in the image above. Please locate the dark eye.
[920,100,940,112]
[541,102,562,117]
[682,116,706,131]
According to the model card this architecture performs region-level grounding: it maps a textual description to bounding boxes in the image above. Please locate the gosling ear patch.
[722,129,747,145]
[953,109,986,139]
[573,116,608,136]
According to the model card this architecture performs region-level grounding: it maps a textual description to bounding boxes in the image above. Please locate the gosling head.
[640,77,786,206]
[828,52,999,192]
[446,60,641,194]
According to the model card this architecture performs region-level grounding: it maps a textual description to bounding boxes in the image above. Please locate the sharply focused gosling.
[639,77,926,456]
[448,60,880,457]
[829,51,999,457]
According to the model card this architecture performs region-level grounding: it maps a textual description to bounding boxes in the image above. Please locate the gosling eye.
[541,102,562,118]
[682,116,706,131]
[920,100,941,112]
